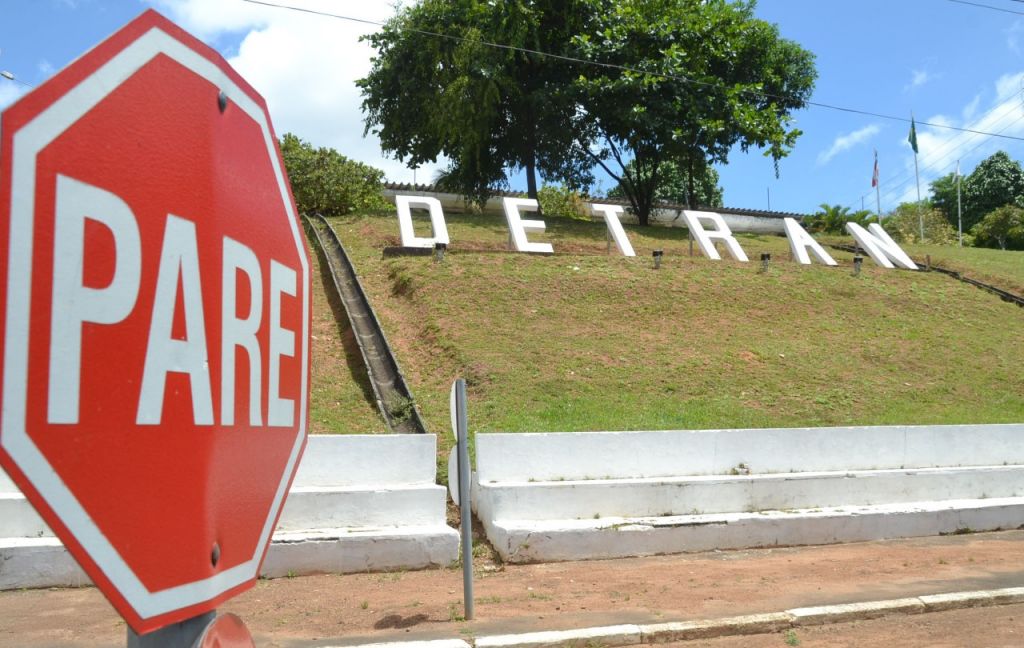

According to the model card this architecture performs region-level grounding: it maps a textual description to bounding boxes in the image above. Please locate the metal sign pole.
[127,612,215,647]
[452,378,475,620]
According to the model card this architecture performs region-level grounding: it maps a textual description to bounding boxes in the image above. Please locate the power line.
[242,0,1024,143]
[0,70,32,88]
[851,98,1024,211]
[946,0,1024,15]
[860,105,1020,209]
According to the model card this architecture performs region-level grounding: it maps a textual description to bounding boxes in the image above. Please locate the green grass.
[315,211,1024,452]
[819,235,1024,295]
[307,233,386,434]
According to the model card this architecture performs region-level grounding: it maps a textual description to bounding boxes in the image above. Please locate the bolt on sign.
[0,10,311,634]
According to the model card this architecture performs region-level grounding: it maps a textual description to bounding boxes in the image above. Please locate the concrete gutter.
[321,586,1024,648]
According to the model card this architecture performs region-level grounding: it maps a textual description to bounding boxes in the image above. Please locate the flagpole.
[957,160,963,247]
[873,149,882,222]
[911,113,923,242]
[915,153,923,241]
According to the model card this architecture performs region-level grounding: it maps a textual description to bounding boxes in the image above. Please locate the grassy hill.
[310,210,1024,447]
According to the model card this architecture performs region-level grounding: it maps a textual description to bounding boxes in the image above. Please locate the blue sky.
[2,0,1023,216]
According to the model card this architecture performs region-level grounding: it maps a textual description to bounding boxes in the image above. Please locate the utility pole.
[957,160,963,247]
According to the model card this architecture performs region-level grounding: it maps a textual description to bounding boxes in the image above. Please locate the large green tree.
[608,159,723,207]
[928,172,959,228]
[359,0,591,204]
[962,151,1024,232]
[572,0,816,225]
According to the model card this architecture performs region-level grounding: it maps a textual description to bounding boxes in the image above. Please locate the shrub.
[537,184,588,220]
[804,204,876,234]
[882,203,957,244]
[280,133,389,216]
[971,204,1024,250]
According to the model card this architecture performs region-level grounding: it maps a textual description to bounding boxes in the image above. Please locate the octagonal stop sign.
[0,10,310,634]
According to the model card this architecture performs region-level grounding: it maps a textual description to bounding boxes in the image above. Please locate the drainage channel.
[306,214,428,434]
[830,243,1024,309]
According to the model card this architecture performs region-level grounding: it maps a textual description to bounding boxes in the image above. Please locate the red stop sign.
[0,11,310,633]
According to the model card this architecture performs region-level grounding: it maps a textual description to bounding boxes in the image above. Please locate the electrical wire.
[242,0,1024,143]
[851,98,1024,210]
[946,0,1024,15]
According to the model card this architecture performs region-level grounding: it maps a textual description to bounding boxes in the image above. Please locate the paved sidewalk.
[1,530,1022,647]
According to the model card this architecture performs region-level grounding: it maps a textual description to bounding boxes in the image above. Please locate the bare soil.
[1,530,1022,647]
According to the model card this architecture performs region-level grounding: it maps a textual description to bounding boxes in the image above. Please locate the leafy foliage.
[883,201,957,245]
[359,0,592,205]
[280,133,388,216]
[573,0,816,224]
[537,184,589,220]
[608,159,723,207]
[962,151,1024,232]
[804,203,875,234]
[928,171,960,229]
[359,1,814,222]
[971,204,1024,250]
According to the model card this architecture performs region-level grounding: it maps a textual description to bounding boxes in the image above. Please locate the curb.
[322,586,1024,648]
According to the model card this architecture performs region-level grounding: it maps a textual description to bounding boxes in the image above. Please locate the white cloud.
[904,69,937,92]
[148,0,441,183]
[1008,20,1023,55]
[817,124,881,166]
[886,72,1024,206]
[37,59,55,77]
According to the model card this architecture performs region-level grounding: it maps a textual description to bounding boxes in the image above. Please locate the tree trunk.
[526,153,538,201]
[686,151,696,209]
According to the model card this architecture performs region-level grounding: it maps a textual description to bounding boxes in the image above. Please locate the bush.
[971,204,1024,250]
[537,184,588,220]
[882,203,957,245]
[804,204,876,234]
[280,133,389,216]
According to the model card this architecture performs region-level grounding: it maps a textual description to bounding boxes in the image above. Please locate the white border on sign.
[2,28,310,620]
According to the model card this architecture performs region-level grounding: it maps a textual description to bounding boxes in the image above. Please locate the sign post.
[449,378,474,620]
[0,10,311,640]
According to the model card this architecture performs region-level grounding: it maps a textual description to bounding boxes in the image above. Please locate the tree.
[962,151,1024,232]
[359,0,592,205]
[280,133,389,216]
[971,204,1024,250]
[804,203,875,234]
[607,159,723,207]
[928,172,959,228]
[572,0,816,225]
[882,201,957,245]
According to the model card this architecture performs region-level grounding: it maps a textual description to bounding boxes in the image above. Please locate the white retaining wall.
[475,425,1024,483]
[382,189,787,234]
[473,425,1024,563]
[1,434,458,590]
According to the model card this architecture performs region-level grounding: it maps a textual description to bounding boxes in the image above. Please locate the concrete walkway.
[1,530,1022,647]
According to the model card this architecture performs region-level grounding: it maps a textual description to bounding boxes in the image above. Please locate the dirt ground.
[1,530,1022,647]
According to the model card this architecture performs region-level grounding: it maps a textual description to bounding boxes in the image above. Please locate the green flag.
[908,117,919,154]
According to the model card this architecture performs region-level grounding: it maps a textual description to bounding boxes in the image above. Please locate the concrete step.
[475,465,1024,521]
[485,497,1024,563]
[475,425,1024,482]
[0,537,89,590]
[0,493,52,538]
[263,525,461,577]
[277,484,449,530]
[0,525,461,589]
[1,483,452,538]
